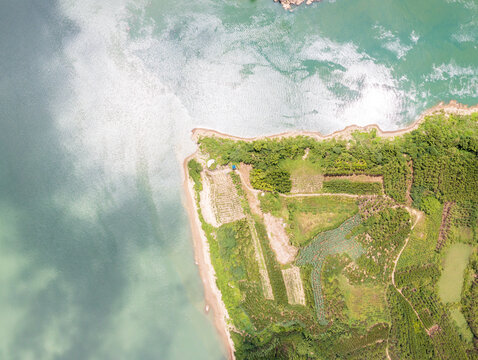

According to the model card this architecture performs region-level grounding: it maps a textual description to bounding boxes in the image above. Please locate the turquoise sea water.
[0,0,476,358]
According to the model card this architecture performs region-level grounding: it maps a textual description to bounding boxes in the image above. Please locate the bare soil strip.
[323,174,383,183]
[436,202,455,251]
[263,213,298,264]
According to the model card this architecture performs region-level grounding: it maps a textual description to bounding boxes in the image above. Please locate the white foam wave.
[300,37,408,131]
[373,24,413,59]
[410,30,420,44]
[446,0,478,10]
[452,18,478,43]
[424,62,478,97]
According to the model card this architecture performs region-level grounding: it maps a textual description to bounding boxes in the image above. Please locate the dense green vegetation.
[387,285,436,359]
[462,249,478,348]
[187,158,203,191]
[192,113,478,359]
[250,168,292,193]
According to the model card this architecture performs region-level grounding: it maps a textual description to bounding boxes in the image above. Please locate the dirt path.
[386,207,427,357]
[281,192,377,199]
[405,158,414,206]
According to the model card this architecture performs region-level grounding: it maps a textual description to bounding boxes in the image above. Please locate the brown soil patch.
[324,174,383,183]
[436,202,455,251]
[296,211,337,234]
[291,172,324,193]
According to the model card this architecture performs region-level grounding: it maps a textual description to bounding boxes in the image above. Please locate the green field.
[281,158,322,174]
[337,274,388,326]
[438,243,473,303]
[296,215,364,324]
[397,213,437,270]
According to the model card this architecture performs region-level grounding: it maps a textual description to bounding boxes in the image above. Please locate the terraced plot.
[200,169,245,226]
[296,214,364,325]
[282,266,305,305]
[246,216,274,300]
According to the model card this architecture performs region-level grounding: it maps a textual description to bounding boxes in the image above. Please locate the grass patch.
[449,308,473,343]
[282,158,324,193]
[398,212,439,270]
[258,192,282,216]
[450,225,474,243]
[286,196,358,246]
[337,275,388,327]
[438,243,473,303]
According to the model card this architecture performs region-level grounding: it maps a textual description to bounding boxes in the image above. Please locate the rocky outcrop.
[274,0,321,11]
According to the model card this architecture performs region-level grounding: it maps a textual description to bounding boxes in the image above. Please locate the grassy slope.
[284,196,358,246]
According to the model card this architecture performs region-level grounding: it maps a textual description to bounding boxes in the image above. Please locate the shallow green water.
[438,243,473,303]
[0,0,477,358]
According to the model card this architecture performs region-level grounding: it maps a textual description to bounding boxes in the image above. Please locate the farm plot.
[200,169,245,227]
[291,173,324,194]
[324,174,384,183]
[282,159,324,193]
[282,266,305,305]
[296,214,364,325]
[285,196,358,246]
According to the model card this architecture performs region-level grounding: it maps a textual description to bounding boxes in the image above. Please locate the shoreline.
[182,100,477,359]
[192,101,478,143]
[182,155,236,360]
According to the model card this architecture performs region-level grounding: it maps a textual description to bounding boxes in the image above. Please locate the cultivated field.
[282,159,324,193]
[247,216,274,300]
[282,266,306,305]
[296,215,364,325]
[200,169,245,227]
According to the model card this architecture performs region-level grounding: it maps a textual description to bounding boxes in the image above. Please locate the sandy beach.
[183,100,478,359]
[183,155,236,360]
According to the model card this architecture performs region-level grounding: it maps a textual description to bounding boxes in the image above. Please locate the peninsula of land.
[184,101,478,360]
